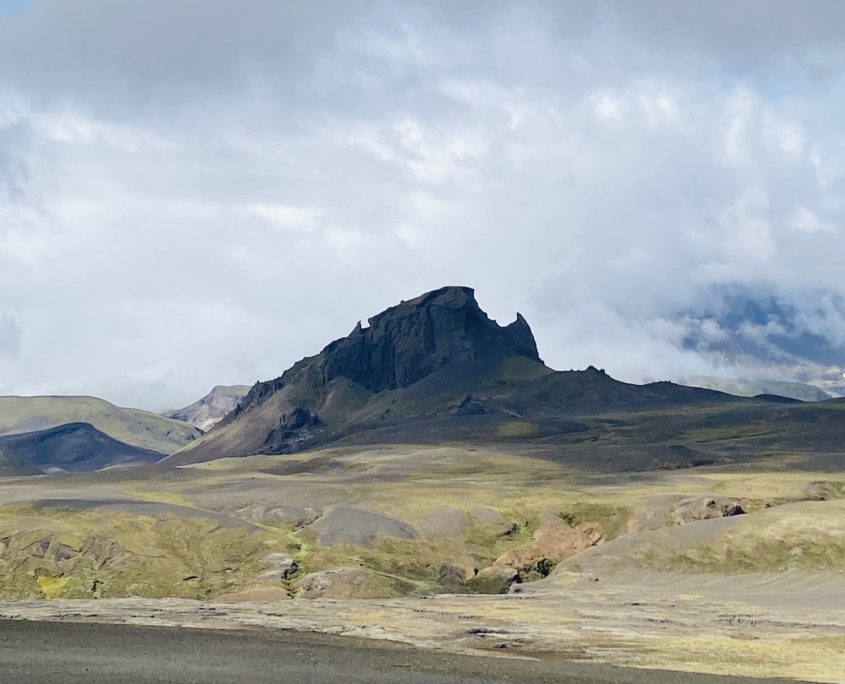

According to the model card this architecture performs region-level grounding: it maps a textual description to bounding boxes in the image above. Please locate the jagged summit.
[321,286,540,392]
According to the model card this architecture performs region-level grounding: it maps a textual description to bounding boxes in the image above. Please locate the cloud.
[0,1,844,407]
[0,314,21,358]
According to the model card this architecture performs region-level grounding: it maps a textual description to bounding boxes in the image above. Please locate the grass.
[1,444,844,599]
[0,505,295,600]
[635,633,845,682]
[558,501,630,540]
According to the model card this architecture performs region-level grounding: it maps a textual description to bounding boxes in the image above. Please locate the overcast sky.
[2,0,845,410]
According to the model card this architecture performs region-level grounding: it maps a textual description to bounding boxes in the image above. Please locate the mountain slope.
[165,286,739,466]
[0,422,161,472]
[165,385,251,431]
[0,396,201,455]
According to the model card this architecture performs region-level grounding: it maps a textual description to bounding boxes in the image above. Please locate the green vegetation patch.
[0,507,295,600]
[559,501,630,540]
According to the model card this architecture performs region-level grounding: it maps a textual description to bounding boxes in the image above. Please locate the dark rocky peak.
[320,286,541,392]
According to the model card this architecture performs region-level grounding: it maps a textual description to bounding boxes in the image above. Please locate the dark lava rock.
[320,286,540,392]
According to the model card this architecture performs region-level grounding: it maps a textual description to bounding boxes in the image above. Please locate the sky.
[2,0,845,410]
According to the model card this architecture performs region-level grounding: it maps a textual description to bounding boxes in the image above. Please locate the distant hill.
[165,286,739,466]
[0,422,160,473]
[680,376,831,402]
[165,385,251,431]
[0,396,201,455]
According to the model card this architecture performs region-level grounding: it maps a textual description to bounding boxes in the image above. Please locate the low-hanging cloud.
[0,1,844,408]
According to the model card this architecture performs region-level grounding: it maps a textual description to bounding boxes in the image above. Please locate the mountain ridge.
[165,286,743,465]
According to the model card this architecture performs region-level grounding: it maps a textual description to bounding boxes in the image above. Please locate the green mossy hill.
[0,507,295,600]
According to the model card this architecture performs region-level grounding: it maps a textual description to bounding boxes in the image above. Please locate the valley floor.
[0,444,843,681]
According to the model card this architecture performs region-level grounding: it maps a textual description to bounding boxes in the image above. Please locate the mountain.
[165,286,738,466]
[0,396,201,454]
[165,385,251,431]
[0,422,161,472]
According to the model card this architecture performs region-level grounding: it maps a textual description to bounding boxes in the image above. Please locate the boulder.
[257,553,298,581]
[438,564,468,592]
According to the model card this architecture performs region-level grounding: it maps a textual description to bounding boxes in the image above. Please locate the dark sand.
[0,619,801,684]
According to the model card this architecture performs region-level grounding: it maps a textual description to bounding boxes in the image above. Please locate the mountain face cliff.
[320,286,540,392]
[165,286,736,465]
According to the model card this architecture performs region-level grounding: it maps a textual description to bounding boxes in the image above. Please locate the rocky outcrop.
[670,497,746,525]
[257,553,298,581]
[319,286,540,392]
[472,517,605,591]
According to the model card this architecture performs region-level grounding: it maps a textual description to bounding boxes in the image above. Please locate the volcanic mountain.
[166,286,740,466]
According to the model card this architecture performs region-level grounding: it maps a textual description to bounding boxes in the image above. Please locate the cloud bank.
[1,1,844,408]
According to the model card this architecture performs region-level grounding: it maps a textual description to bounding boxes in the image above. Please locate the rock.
[452,395,489,416]
[467,565,519,594]
[492,520,604,580]
[296,566,397,599]
[257,553,298,581]
[319,286,541,392]
[264,408,320,447]
[671,496,747,525]
[438,564,468,592]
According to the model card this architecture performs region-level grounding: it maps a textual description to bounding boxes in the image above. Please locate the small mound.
[307,507,419,547]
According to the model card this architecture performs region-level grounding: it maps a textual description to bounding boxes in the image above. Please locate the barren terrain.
[0,444,842,681]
